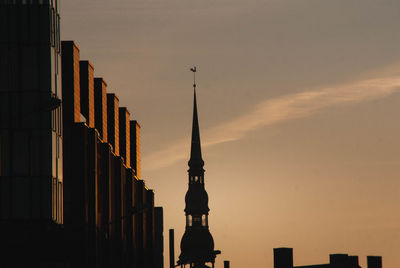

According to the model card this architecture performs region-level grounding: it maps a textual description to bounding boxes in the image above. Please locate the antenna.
[190,66,197,89]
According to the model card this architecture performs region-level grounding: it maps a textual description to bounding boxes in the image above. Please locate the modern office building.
[0,0,64,266]
[62,39,163,268]
[177,69,221,268]
[274,248,382,268]
[0,1,163,267]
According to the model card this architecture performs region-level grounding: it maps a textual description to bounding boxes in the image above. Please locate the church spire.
[188,66,204,174]
[178,67,220,268]
[188,88,204,172]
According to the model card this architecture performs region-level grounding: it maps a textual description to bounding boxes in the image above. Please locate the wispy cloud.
[143,75,400,170]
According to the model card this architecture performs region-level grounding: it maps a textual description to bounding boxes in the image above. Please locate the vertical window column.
[0,135,2,176]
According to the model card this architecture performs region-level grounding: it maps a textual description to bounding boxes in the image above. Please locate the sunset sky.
[61,1,400,267]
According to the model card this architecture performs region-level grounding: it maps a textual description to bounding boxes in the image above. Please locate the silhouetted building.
[154,207,164,268]
[131,120,141,178]
[80,60,95,128]
[0,1,163,267]
[61,40,164,268]
[274,248,382,268]
[367,256,382,268]
[0,0,64,266]
[274,248,294,268]
[178,72,221,268]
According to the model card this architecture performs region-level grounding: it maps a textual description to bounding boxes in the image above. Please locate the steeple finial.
[190,66,197,89]
[188,66,204,172]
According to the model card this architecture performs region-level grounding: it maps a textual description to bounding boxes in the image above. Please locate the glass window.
[52,132,56,177]
[50,49,55,94]
[51,9,55,47]
[52,177,56,220]
[12,132,30,175]
[30,133,40,176]
[56,180,60,222]
[56,15,60,53]
[57,107,61,135]
[1,133,8,176]
[51,110,55,131]
[31,178,41,218]
[56,107,59,133]
[60,181,63,223]
[202,215,208,226]
[57,137,62,180]
[186,215,192,227]
[0,135,2,176]
[12,177,30,218]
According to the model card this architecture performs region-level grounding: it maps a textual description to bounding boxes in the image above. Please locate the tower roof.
[188,89,204,172]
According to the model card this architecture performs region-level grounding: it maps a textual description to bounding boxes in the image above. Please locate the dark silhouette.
[170,229,176,268]
[0,2,163,267]
[274,248,382,268]
[177,68,221,268]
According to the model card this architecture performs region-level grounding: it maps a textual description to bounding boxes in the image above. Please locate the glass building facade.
[0,0,63,223]
[0,2,164,267]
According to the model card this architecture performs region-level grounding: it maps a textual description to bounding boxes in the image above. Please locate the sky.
[61,1,400,267]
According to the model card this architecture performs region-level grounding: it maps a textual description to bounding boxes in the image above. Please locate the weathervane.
[190,66,197,89]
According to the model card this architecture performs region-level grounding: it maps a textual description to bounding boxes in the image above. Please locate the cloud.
[143,75,400,170]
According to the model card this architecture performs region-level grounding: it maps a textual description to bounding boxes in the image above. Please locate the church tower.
[178,67,221,268]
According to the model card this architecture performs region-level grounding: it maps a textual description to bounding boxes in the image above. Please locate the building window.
[58,106,62,135]
[12,132,30,175]
[0,135,2,176]
[202,215,208,226]
[57,137,62,179]
[57,15,61,53]
[186,215,192,227]
[190,176,203,183]
[51,8,55,47]
[52,177,56,220]
[52,132,57,177]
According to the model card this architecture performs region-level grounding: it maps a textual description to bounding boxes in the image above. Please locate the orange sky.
[62,1,400,267]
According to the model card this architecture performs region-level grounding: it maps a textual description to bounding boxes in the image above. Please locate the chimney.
[169,229,175,268]
[224,260,230,268]
[274,248,293,268]
[154,207,164,268]
[367,256,382,268]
